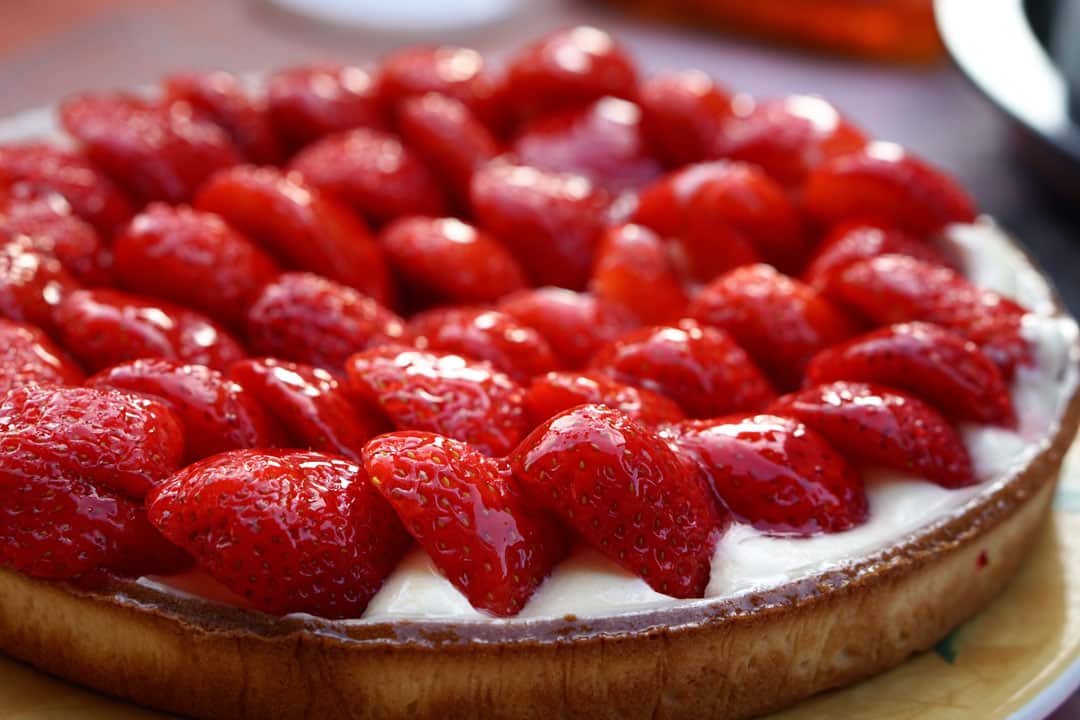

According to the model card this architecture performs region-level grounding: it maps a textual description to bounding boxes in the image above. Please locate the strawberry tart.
[0,25,1076,720]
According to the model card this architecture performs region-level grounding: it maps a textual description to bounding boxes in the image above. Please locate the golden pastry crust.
[0,363,1075,720]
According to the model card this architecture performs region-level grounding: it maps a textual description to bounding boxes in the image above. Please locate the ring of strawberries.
[0,26,1032,620]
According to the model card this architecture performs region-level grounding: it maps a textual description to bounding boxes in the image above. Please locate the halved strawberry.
[397,94,500,206]
[0,319,83,393]
[347,347,529,457]
[633,161,809,273]
[0,385,184,500]
[267,64,386,149]
[501,26,638,120]
[688,263,858,390]
[60,93,240,203]
[409,307,559,384]
[378,216,525,306]
[0,468,184,580]
[638,70,731,167]
[802,220,954,291]
[88,358,284,463]
[0,240,81,335]
[112,203,280,329]
[822,254,1030,377]
[511,404,723,598]
[590,223,689,325]
[804,322,1015,426]
[717,94,866,187]
[770,381,975,488]
[374,45,501,125]
[55,288,246,372]
[496,287,639,368]
[590,320,775,418]
[511,97,662,192]
[245,272,407,372]
[470,160,610,289]
[802,142,977,234]
[163,71,282,164]
[664,414,868,535]
[230,358,384,461]
[0,142,134,235]
[194,165,394,306]
[685,163,809,272]
[364,432,568,616]
[0,188,108,285]
[290,128,447,224]
[148,449,409,618]
[524,371,684,426]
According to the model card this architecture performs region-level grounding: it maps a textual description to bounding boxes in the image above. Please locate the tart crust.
[0,331,1076,720]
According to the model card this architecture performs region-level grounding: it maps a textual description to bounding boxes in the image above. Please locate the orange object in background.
[602,0,945,63]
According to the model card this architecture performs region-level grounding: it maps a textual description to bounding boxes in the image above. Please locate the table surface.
[1,1,1079,717]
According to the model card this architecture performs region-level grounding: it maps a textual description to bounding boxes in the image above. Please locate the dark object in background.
[938,0,1080,207]
[1028,0,1080,112]
[598,0,944,62]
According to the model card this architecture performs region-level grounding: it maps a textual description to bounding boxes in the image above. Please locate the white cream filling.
[134,219,1080,624]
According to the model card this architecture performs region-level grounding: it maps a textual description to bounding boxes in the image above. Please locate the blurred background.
[0,0,1078,715]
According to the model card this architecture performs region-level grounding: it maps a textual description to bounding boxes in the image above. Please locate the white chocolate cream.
[133,220,1080,624]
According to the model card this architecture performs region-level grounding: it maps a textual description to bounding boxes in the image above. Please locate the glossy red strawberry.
[89,358,284,462]
[502,26,638,119]
[590,223,688,324]
[60,93,240,203]
[195,165,393,305]
[365,432,568,616]
[148,449,409,618]
[681,162,809,272]
[496,287,639,368]
[511,404,723,598]
[511,97,662,192]
[638,70,731,166]
[470,161,609,289]
[0,385,184,499]
[632,162,789,276]
[409,307,558,384]
[664,414,868,535]
[347,347,529,457]
[802,142,977,234]
[718,94,866,186]
[55,288,246,372]
[0,142,134,235]
[0,465,185,580]
[771,381,975,488]
[378,216,526,305]
[688,264,858,389]
[802,221,954,291]
[267,64,385,148]
[0,241,80,335]
[230,357,384,460]
[290,128,447,224]
[397,94,500,203]
[112,203,280,329]
[164,71,282,164]
[246,272,407,372]
[0,188,108,284]
[804,322,1015,426]
[822,254,1030,376]
[590,320,776,418]
[524,371,683,426]
[0,319,83,393]
[374,45,501,126]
